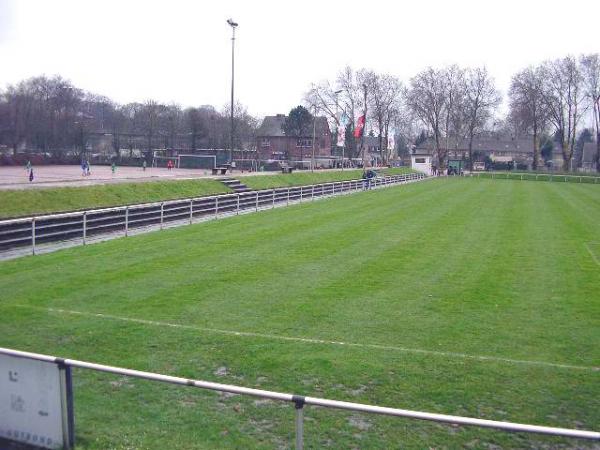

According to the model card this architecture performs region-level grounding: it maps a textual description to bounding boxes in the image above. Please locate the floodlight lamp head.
[227,19,238,28]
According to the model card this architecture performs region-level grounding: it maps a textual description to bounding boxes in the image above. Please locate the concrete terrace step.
[219,178,251,193]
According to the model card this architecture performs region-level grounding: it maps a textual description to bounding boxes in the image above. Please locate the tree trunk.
[468,136,474,171]
[596,133,600,173]
[562,142,571,172]
[532,124,539,171]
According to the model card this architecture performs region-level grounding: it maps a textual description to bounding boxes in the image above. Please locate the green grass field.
[0,178,598,449]
[0,168,412,219]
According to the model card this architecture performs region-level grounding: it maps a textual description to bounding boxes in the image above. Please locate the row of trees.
[1,55,599,170]
[0,75,258,161]
[305,54,600,171]
[509,55,600,171]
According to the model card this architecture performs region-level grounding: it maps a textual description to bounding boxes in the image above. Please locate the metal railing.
[0,347,597,449]
[469,172,600,183]
[0,173,424,258]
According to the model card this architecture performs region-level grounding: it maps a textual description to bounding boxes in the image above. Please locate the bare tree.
[407,67,449,168]
[139,100,162,156]
[367,73,403,164]
[540,56,586,171]
[463,67,501,170]
[509,66,547,170]
[581,53,600,171]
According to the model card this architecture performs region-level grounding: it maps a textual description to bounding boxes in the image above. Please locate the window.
[415,158,426,164]
[296,138,312,148]
[261,139,270,147]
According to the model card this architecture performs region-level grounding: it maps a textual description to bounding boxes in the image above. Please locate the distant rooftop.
[257,114,331,138]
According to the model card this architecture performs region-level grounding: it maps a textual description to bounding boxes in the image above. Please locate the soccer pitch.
[0,178,598,449]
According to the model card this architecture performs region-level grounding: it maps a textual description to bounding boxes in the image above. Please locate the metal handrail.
[0,347,597,449]
[0,173,424,256]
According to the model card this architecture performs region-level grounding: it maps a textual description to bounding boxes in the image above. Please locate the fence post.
[83,212,87,245]
[160,202,164,229]
[272,190,275,208]
[256,192,259,211]
[31,218,36,256]
[125,207,129,237]
[287,188,290,206]
[190,200,194,224]
[332,182,335,195]
[300,186,303,202]
[237,194,240,215]
[215,197,219,219]
[295,400,304,450]
[312,185,315,201]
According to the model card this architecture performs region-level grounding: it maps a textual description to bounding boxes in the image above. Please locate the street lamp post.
[227,18,238,167]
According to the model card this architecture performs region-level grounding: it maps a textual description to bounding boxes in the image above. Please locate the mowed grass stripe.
[13,304,597,372]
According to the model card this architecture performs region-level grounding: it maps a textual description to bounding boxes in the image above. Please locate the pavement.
[0,165,266,190]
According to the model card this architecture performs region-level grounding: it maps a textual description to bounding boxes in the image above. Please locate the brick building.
[256,114,331,163]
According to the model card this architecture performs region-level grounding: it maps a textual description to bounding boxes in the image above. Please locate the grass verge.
[241,167,415,190]
[0,179,230,219]
[0,168,415,219]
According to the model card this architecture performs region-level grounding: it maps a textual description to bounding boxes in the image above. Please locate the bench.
[281,166,294,174]
[212,167,229,175]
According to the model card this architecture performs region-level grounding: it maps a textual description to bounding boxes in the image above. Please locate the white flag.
[337,126,345,147]
[387,131,395,151]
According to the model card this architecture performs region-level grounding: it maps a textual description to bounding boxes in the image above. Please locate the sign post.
[0,354,74,449]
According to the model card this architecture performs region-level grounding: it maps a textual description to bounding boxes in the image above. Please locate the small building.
[415,135,535,169]
[411,150,432,175]
[581,142,598,172]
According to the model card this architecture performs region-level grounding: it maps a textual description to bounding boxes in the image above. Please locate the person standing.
[28,168,34,182]
[111,162,116,175]
[142,160,147,172]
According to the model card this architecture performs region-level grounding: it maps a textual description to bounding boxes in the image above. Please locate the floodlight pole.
[228,19,238,166]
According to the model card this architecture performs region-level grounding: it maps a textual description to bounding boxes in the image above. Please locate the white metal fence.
[469,172,600,183]
[0,173,424,258]
[0,347,597,449]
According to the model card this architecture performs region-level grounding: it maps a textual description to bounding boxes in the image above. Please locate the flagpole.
[334,89,343,171]
[361,83,367,168]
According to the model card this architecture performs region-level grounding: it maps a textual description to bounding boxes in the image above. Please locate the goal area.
[151,154,216,169]
[152,156,179,168]
[178,154,216,170]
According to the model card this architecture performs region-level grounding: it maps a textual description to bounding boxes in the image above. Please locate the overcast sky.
[1,0,599,117]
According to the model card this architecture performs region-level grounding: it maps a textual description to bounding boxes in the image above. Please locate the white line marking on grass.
[16,305,599,373]
[585,242,600,267]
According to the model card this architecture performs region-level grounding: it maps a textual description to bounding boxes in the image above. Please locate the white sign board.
[0,354,67,449]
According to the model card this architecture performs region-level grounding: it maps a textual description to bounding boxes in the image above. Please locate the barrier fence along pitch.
[0,173,424,257]
[470,172,600,183]
[0,347,597,450]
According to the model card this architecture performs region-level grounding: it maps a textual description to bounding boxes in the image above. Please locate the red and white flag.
[353,115,365,138]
